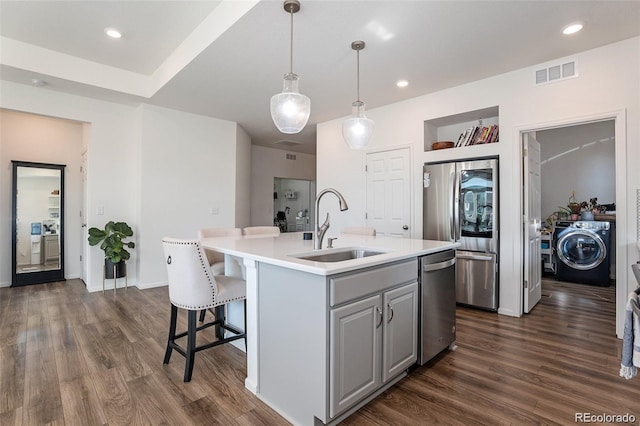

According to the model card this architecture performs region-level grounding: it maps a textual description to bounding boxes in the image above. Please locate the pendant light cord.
[356,49,360,102]
[289,9,294,74]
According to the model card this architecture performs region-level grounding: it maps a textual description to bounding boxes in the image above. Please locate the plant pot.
[105,259,126,279]
[581,211,594,221]
[568,203,581,214]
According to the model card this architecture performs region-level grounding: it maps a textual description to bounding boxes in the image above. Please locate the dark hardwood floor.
[1,278,638,425]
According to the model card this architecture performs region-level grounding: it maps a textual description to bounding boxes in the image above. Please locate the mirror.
[11,161,65,286]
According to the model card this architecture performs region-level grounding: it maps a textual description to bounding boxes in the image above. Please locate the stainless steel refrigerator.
[423,158,499,310]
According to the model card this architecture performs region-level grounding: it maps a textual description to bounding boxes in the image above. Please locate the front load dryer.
[554,221,611,286]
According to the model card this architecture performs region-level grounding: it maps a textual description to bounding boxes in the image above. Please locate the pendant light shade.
[343,40,374,149]
[271,73,310,134]
[271,0,310,134]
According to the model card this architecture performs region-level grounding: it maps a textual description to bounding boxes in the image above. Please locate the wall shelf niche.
[424,106,499,155]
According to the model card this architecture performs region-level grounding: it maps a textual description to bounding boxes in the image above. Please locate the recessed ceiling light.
[562,23,583,35]
[104,28,122,39]
[31,79,47,87]
[396,80,409,88]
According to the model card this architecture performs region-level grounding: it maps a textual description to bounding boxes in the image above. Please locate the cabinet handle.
[375,307,383,329]
[387,303,394,323]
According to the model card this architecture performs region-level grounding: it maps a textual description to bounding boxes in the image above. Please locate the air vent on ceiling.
[273,140,302,147]
[534,60,577,85]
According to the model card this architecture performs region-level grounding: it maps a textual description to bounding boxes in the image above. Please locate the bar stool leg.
[214,305,225,338]
[184,310,198,382]
[163,304,178,364]
[243,299,248,352]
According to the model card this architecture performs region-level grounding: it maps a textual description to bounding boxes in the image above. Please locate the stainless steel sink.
[291,248,386,263]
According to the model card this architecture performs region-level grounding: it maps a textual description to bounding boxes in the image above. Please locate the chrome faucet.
[314,188,349,250]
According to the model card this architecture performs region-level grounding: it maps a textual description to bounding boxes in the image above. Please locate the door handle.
[81,223,87,228]
[423,257,456,272]
[402,225,409,230]
[457,254,494,261]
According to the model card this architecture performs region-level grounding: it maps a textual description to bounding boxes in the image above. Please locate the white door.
[523,133,542,313]
[366,148,411,237]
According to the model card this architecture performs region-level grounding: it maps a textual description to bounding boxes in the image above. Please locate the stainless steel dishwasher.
[417,249,456,365]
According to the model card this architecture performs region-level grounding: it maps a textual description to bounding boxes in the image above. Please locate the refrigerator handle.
[453,170,461,241]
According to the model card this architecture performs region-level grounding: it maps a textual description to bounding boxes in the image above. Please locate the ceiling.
[1,1,639,155]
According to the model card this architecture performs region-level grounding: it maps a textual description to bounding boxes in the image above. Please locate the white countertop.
[201,232,459,276]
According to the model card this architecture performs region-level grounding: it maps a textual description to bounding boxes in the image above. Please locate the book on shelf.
[454,123,500,147]
[455,129,468,147]
[467,125,481,146]
[456,127,472,147]
[487,124,499,143]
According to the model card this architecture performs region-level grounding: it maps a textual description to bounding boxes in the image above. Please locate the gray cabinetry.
[329,262,418,419]
[330,294,381,418]
[257,258,418,425]
[382,282,418,382]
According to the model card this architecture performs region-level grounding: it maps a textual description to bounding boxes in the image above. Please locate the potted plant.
[580,197,600,220]
[88,221,135,279]
[566,191,582,220]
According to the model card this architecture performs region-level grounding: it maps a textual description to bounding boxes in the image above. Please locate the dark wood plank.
[1,277,639,425]
[0,343,26,414]
[59,374,108,425]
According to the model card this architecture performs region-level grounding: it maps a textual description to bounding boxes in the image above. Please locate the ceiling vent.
[273,139,302,147]
[535,60,577,85]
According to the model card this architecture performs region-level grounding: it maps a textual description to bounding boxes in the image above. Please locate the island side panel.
[257,262,329,426]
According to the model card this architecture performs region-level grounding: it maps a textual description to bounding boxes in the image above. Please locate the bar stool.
[162,237,246,382]
[197,227,242,324]
[341,227,377,236]
[242,226,281,236]
[197,227,242,275]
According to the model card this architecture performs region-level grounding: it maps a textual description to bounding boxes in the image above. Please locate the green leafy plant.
[88,221,135,264]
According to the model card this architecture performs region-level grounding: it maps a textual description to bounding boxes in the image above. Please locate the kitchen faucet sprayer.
[314,188,349,250]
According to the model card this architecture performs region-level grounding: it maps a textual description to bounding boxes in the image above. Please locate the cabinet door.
[330,294,382,418]
[382,282,418,383]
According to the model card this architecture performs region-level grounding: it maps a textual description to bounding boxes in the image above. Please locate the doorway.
[1,109,84,289]
[522,119,618,314]
[273,178,314,233]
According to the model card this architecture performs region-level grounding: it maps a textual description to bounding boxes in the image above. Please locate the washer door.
[556,229,606,270]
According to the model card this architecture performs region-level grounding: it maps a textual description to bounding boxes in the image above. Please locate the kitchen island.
[200,232,458,425]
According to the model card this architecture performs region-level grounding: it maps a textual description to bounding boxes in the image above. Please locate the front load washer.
[554,221,611,286]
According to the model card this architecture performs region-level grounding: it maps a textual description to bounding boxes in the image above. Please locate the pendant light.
[343,40,374,149]
[270,0,310,134]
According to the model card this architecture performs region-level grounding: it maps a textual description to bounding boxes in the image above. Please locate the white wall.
[136,104,244,288]
[250,145,316,227]
[538,121,616,222]
[0,109,83,285]
[317,37,640,336]
[0,82,248,292]
[235,124,252,228]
